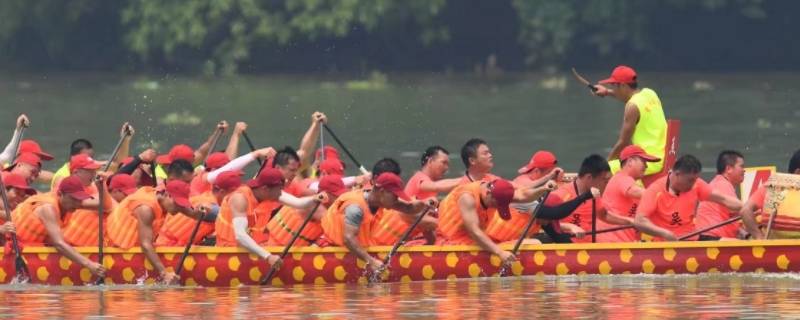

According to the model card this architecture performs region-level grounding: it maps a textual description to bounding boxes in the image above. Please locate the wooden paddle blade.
[571,67,598,92]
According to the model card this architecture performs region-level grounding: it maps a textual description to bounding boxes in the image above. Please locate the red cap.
[205,152,230,170]
[374,172,410,201]
[109,174,138,195]
[598,65,637,85]
[247,168,285,188]
[518,151,558,174]
[165,180,192,209]
[70,154,102,172]
[319,159,345,176]
[14,152,41,168]
[213,170,243,191]
[18,140,53,161]
[620,145,660,162]
[157,144,194,165]
[315,146,340,161]
[58,176,93,200]
[490,179,515,220]
[318,175,347,197]
[3,172,36,195]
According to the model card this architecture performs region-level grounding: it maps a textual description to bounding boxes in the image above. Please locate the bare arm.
[194,121,227,166]
[38,206,94,268]
[0,115,27,165]
[633,214,677,241]
[598,207,633,225]
[625,184,645,199]
[459,195,505,256]
[296,112,326,168]
[110,123,134,172]
[739,199,763,239]
[418,178,462,194]
[135,206,167,274]
[343,223,378,267]
[225,122,246,160]
[708,191,743,212]
[608,103,639,161]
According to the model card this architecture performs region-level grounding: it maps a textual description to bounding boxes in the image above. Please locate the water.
[0,72,797,179]
[0,274,799,318]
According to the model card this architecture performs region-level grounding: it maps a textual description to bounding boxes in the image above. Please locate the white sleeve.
[232,216,271,259]
[279,191,316,209]
[307,176,357,192]
[0,129,21,165]
[207,153,257,183]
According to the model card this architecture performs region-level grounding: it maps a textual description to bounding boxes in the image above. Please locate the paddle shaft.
[323,124,368,174]
[679,216,743,241]
[95,126,131,285]
[510,191,551,256]
[175,210,206,276]
[260,201,323,285]
[2,125,28,278]
[319,125,325,161]
[591,198,597,243]
[765,207,778,239]
[241,131,264,167]
[570,225,634,238]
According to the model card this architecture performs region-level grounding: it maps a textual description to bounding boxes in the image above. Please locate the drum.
[764,173,800,239]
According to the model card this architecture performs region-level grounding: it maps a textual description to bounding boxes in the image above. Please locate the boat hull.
[1,240,797,286]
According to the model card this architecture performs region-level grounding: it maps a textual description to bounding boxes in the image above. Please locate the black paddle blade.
[13,256,29,284]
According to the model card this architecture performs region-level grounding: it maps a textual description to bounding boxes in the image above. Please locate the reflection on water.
[1,273,800,318]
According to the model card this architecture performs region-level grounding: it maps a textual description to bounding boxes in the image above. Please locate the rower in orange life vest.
[596,145,661,243]
[437,177,553,264]
[320,171,431,273]
[216,167,323,270]
[459,138,500,184]
[634,155,742,241]
[190,121,250,196]
[267,174,347,247]
[106,179,199,284]
[51,122,134,190]
[153,121,229,183]
[591,66,668,176]
[693,151,746,240]
[0,173,37,236]
[61,154,118,246]
[4,153,43,185]
[405,146,462,201]
[740,149,800,239]
[11,176,106,277]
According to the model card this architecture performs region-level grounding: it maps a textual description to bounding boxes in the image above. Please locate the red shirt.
[544,182,605,243]
[405,171,437,200]
[695,175,739,238]
[597,172,640,242]
[637,176,712,240]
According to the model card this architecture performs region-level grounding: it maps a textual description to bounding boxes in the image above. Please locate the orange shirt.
[544,182,604,243]
[405,171,437,200]
[695,175,739,238]
[284,180,306,197]
[637,176,712,240]
[597,173,640,242]
[189,172,211,196]
[437,182,494,245]
[459,173,499,185]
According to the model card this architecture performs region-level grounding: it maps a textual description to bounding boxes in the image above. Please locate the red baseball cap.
[157,144,194,165]
[165,180,192,209]
[70,154,102,172]
[374,172,410,201]
[319,158,345,176]
[490,179,515,220]
[18,140,53,161]
[3,172,36,195]
[14,152,41,168]
[599,65,637,85]
[59,176,93,200]
[213,170,243,192]
[315,146,340,161]
[318,174,347,197]
[247,168,285,188]
[109,174,138,195]
[620,145,660,162]
[205,152,230,170]
[518,151,558,174]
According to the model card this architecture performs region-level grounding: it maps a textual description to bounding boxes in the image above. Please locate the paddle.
[571,67,598,93]
[260,199,323,285]
[241,131,264,167]
[95,123,132,285]
[678,216,743,241]
[570,225,635,238]
[322,124,369,175]
[200,124,225,166]
[174,206,208,278]
[369,204,434,283]
[591,198,597,243]
[764,207,778,239]
[2,123,29,282]
[499,191,551,277]
[319,124,326,161]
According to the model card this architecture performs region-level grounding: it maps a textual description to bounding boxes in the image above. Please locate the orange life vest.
[215,186,259,247]
[106,187,165,249]
[252,200,281,244]
[266,205,323,246]
[155,191,217,246]
[189,172,211,196]
[484,207,540,243]
[11,193,61,245]
[320,190,375,246]
[62,185,114,247]
[371,209,418,246]
[437,182,494,245]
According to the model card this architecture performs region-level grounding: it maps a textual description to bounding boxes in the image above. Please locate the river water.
[1,274,799,318]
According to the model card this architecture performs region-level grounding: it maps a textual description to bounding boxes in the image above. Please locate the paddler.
[596,145,661,242]
[51,123,133,190]
[189,121,249,195]
[10,176,106,277]
[153,120,228,182]
[106,179,199,284]
[405,146,461,201]
[591,66,667,175]
[694,150,745,240]
[513,150,561,188]
[460,138,500,183]
[266,174,346,247]
[0,173,37,235]
[740,149,800,239]
[4,153,43,184]
[61,154,117,246]
[634,155,743,241]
